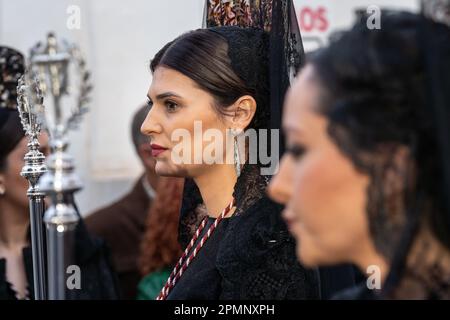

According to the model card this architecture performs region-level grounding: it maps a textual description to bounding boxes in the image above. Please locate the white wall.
[0,0,204,215]
[0,0,419,215]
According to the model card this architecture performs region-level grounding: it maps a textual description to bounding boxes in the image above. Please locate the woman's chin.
[296,245,319,268]
[154,161,188,178]
[299,245,349,269]
[296,241,337,268]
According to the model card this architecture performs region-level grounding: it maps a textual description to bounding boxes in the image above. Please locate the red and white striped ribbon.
[156,198,235,300]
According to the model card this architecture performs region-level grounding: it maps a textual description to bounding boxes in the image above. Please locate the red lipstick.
[151,144,168,157]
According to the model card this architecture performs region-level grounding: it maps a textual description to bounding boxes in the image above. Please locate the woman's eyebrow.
[148,91,182,101]
[282,124,304,135]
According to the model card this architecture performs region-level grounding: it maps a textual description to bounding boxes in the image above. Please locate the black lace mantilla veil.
[178,0,304,247]
[381,9,450,298]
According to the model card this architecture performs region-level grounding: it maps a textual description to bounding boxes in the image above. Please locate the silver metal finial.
[27,32,92,300]
[16,73,48,300]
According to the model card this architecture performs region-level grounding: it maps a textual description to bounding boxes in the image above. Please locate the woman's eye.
[286,144,306,160]
[165,100,179,113]
[146,98,153,108]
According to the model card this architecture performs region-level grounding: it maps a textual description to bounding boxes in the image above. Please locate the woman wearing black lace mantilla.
[140,0,356,300]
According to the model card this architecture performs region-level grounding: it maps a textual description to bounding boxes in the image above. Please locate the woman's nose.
[141,107,162,137]
[267,155,293,205]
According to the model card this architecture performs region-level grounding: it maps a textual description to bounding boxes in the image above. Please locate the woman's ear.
[229,95,257,131]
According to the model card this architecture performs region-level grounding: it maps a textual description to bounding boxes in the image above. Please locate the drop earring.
[231,129,241,178]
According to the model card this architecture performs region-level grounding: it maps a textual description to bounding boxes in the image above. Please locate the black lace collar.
[179,163,270,248]
[232,163,270,216]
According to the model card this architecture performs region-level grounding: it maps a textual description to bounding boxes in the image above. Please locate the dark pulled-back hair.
[150,28,269,131]
[308,11,450,254]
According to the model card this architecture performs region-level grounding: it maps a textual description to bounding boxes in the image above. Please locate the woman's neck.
[194,164,237,218]
[388,225,450,299]
[145,169,159,192]
[0,199,29,249]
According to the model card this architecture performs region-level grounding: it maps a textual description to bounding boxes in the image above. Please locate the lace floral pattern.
[388,226,450,299]
[207,0,271,30]
[206,0,304,78]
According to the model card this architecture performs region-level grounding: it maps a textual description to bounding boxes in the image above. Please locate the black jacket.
[85,177,151,299]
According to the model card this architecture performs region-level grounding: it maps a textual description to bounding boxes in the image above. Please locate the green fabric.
[136,267,171,300]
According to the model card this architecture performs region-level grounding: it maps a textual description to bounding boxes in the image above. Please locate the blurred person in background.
[85,104,159,299]
[0,47,50,299]
[137,177,184,300]
[1,46,119,300]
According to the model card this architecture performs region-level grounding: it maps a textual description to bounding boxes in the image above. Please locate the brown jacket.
[85,176,151,299]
